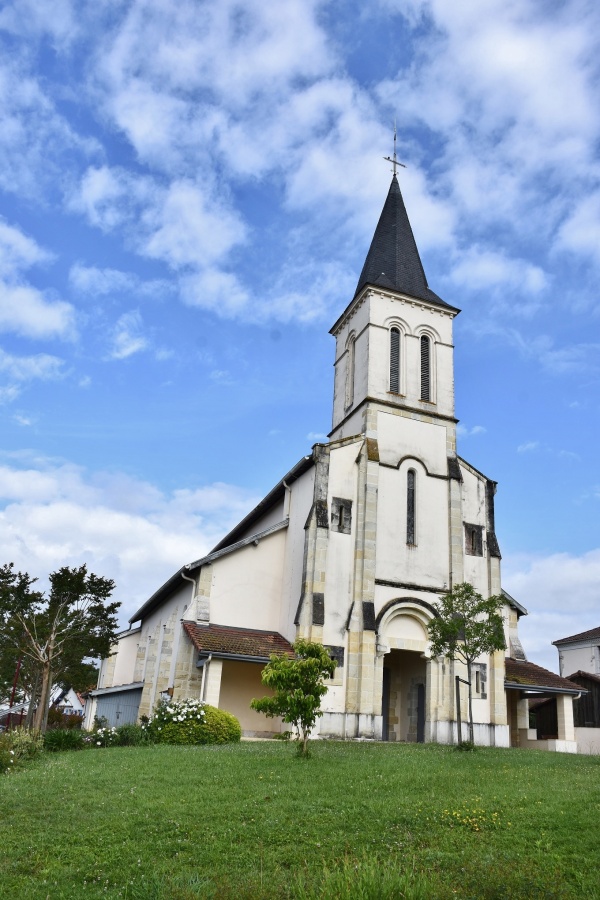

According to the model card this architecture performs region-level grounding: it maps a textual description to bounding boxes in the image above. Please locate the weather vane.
[383,123,406,175]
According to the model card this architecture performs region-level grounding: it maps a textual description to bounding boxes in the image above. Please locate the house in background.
[92,172,582,752]
[550,627,600,754]
[50,686,86,718]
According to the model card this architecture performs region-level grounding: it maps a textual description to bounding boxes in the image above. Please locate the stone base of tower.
[319,712,384,741]
[318,712,510,747]
[428,720,510,748]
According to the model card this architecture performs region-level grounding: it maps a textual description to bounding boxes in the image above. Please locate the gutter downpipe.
[181,568,213,702]
[200,654,212,702]
[283,480,292,518]
[180,568,196,613]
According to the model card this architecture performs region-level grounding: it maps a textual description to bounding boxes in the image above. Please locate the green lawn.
[1,741,599,899]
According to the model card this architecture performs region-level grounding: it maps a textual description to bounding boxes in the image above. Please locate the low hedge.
[149,698,241,745]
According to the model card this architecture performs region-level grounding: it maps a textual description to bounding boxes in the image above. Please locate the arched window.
[389,327,400,393]
[420,335,431,401]
[407,469,416,545]
[345,335,355,409]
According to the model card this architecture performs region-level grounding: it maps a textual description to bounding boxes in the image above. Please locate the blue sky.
[0,0,598,672]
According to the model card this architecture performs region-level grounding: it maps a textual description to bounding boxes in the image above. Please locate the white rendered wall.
[209,529,286,632]
[234,498,286,542]
[323,441,361,638]
[280,466,315,640]
[557,643,600,677]
[110,629,141,687]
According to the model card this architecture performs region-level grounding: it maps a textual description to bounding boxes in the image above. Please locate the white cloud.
[0,55,97,200]
[0,218,52,275]
[69,263,171,301]
[0,219,75,341]
[556,192,600,262]
[108,311,148,360]
[0,282,76,340]
[0,349,65,382]
[306,432,327,441]
[143,180,248,270]
[95,0,333,168]
[0,385,20,404]
[449,246,548,299]
[13,413,33,426]
[180,269,250,318]
[456,424,486,438]
[0,0,80,47]
[68,165,155,233]
[0,454,259,623]
[503,548,600,671]
[376,0,600,274]
[517,441,539,453]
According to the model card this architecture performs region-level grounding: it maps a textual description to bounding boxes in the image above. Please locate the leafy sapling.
[251,639,336,757]
[427,583,506,745]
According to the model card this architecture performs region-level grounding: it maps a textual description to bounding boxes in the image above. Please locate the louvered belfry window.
[407,469,416,545]
[345,335,355,409]
[420,335,431,401]
[389,326,400,393]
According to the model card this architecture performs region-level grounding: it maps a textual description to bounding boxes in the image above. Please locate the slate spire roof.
[354,174,449,308]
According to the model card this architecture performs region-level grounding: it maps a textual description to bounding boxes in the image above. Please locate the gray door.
[95,689,142,727]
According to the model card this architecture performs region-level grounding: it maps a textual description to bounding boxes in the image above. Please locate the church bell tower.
[330,173,460,450]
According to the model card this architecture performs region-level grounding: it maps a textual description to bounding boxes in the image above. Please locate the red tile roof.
[183,622,294,660]
[552,626,600,646]
[505,658,582,693]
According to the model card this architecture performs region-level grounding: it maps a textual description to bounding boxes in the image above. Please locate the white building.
[91,174,581,750]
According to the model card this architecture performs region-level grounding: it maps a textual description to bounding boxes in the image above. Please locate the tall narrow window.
[389,327,400,393]
[345,335,355,409]
[420,335,431,400]
[407,469,416,545]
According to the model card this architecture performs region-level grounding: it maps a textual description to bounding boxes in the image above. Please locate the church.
[88,171,582,751]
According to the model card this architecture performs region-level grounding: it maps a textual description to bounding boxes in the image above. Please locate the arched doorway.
[377,599,434,743]
[382,649,426,742]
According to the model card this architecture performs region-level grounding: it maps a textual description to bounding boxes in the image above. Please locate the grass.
[1,741,599,899]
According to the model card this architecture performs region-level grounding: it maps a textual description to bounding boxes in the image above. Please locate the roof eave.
[329,282,460,337]
[209,453,314,553]
[504,681,584,696]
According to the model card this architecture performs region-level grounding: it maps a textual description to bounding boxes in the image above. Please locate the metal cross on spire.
[383,123,406,176]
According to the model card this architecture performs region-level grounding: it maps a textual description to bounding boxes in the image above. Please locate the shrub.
[47,707,83,729]
[0,734,15,774]
[44,729,85,752]
[148,698,241,745]
[200,705,241,744]
[6,728,43,762]
[114,723,153,747]
[91,726,119,747]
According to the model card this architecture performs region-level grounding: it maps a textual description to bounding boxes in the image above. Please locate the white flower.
[97,741,101,746]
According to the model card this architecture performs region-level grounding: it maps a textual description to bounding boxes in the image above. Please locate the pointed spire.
[354,174,448,307]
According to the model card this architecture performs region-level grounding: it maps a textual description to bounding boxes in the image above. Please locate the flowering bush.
[92,726,119,748]
[147,698,241,745]
[1,728,44,773]
[6,728,43,762]
[0,735,15,774]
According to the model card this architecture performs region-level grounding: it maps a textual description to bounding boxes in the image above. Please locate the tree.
[251,639,336,756]
[0,563,120,732]
[427,583,506,745]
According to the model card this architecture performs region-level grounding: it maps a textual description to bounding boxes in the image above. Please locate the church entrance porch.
[382,649,426,742]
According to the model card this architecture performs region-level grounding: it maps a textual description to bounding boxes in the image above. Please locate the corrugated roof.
[353,175,455,310]
[505,658,582,693]
[183,622,294,660]
[552,625,600,646]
